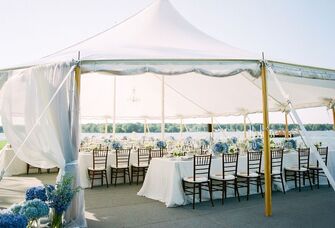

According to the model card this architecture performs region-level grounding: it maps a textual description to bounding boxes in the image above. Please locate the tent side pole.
[161,75,165,140]
[113,76,116,139]
[333,107,335,130]
[180,118,183,139]
[211,117,214,142]
[261,60,272,217]
[243,115,247,139]
[285,112,289,138]
[144,119,147,137]
[105,118,108,134]
[75,66,81,96]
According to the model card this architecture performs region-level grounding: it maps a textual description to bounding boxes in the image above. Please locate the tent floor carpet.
[0,173,334,228]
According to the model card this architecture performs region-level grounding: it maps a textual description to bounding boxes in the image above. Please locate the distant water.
[0,131,333,147]
[80,131,335,148]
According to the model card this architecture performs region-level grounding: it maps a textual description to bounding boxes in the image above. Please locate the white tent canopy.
[38,0,334,121]
[1,0,334,122]
[0,0,335,225]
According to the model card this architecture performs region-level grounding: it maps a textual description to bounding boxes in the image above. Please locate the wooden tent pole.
[161,75,165,140]
[261,58,272,217]
[113,76,116,139]
[285,112,289,138]
[333,107,335,130]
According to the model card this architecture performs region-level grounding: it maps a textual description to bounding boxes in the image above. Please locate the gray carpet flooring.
[0,173,334,228]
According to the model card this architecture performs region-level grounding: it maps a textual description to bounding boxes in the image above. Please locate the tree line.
[81,123,334,133]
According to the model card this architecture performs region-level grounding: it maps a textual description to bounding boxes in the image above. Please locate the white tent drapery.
[0,62,86,227]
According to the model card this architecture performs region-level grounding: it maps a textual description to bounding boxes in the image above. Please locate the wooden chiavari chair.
[285,148,313,191]
[110,148,131,186]
[309,147,330,188]
[88,146,109,188]
[237,151,263,200]
[182,155,214,209]
[210,153,240,205]
[131,148,150,185]
[260,148,285,193]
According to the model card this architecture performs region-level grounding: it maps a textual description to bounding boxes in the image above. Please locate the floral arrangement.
[2,175,79,228]
[200,139,210,147]
[270,139,276,148]
[104,138,112,144]
[231,137,238,144]
[111,140,122,149]
[184,136,193,145]
[212,142,229,154]
[169,136,176,141]
[144,141,154,149]
[0,211,28,228]
[314,141,322,148]
[284,139,297,150]
[7,199,49,227]
[226,137,238,145]
[236,139,248,152]
[171,149,184,157]
[156,140,167,149]
[250,138,263,151]
[228,144,238,154]
[20,199,49,226]
[45,174,80,227]
[25,186,48,201]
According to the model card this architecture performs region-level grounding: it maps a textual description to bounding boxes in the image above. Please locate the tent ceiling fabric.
[0,0,334,121]
[80,69,335,120]
[44,0,258,61]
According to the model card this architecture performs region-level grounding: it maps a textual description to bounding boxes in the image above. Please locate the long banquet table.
[137,152,329,207]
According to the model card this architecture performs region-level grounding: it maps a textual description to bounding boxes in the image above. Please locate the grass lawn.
[0,140,8,150]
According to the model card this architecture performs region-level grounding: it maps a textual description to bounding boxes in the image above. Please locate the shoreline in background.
[81,123,334,133]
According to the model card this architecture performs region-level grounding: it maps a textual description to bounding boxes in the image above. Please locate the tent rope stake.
[261,59,272,217]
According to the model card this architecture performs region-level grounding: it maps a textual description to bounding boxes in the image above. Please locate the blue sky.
[0,0,334,123]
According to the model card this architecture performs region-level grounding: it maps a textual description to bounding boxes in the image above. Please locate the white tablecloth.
[0,148,26,176]
[78,151,137,188]
[138,152,330,207]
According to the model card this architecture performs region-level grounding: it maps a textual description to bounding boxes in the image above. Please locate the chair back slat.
[115,148,131,168]
[247,151,262,175]
[317,146,328,167]
[222,153,239,178]
[150,149,162,161]
[161,148,168,156]
[298,148,310,169]
[271,148,284,173]
[137,148,150,166]
[92,147,109,169]
[193,155,212,181]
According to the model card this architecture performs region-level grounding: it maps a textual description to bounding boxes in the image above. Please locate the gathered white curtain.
[0,62,86,227]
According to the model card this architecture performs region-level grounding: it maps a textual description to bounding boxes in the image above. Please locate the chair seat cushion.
[305,164,321,169]
[111,164,128,169]
[88,166,106,171]
[285,167,307,172]
[210,174,235,181]
[260,169,282,175]
[183,176,208,183]
[237,172,259,178]
[132,162,149,168]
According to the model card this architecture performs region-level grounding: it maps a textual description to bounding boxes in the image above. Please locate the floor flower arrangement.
[0,174,80,228]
